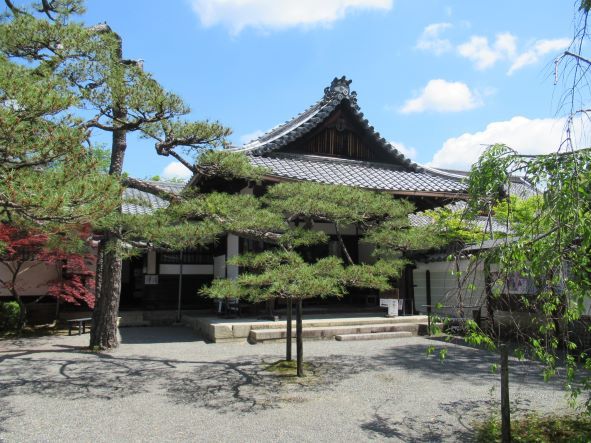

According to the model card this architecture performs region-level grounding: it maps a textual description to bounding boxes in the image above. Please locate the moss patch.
[264,359,313,375]
[474,413,591,443]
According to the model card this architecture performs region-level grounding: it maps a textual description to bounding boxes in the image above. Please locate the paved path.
[0,327,569,442]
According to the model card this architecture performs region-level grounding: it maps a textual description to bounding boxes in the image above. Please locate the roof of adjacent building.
[408,201,511,234]
[462,236,521,252]
[122,180,184,215]
[424,167,538,199]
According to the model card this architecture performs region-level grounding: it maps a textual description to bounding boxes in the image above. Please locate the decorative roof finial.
[323,76,358,108]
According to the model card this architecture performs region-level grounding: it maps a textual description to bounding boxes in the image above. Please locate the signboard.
[144,275,159,285]
[380,298,399,317]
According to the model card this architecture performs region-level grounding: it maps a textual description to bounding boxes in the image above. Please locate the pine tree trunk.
[286,298,292,361]
[89,50,127,349]
[94,241,104,307]
[296,298,304,377]
[90,238,122,349]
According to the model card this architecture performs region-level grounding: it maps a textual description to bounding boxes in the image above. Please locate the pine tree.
[1,0,241,348]
[202,182,443,377]
[0,0,119,228]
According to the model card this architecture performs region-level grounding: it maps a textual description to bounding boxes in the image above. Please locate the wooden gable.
[276,105,405,166]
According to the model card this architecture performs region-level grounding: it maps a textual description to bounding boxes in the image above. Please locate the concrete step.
[249,315,428,331]
[118,312,150,327]
[248,322,428,343]
[335,331,413,341]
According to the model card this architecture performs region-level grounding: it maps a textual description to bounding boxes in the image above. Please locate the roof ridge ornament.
[324,76,358,108]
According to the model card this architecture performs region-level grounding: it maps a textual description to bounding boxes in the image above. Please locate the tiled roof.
[462,236,520,252]
[249,153,467,194]
[425,167,538,199]
[234,76,422,172]
[408,201,511,234]
[122,180,184,215]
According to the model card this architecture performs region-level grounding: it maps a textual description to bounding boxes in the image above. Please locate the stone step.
[249,315,428,331]
[335,331,413,341]
[248,322,428,343]
[118,312,150,327]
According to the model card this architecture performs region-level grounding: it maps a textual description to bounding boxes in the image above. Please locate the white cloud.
[400,79,482,113]
[429,116,570,170]
[416,23,453,55]
[240,129,265,145]
[190,0,393,34]
[390,140,417,159]
[161,161,192,180]
[508,38,570,75]
[457,32,517,70]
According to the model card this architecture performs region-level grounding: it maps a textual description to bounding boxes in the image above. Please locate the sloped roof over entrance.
[233,77,468,196]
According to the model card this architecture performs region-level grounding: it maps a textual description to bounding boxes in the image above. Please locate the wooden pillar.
[286,298,293,361]
[296,298,304,377]
[426,270,432,334]
[176,250,183,323]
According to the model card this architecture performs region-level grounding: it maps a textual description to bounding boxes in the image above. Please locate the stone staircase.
[247,315,429,343]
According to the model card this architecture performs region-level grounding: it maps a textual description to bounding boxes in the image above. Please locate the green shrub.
[0,301,20,331]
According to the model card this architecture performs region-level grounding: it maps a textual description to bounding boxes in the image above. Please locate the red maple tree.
[0,223,96,329]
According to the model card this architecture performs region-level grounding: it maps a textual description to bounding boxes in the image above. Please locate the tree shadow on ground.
[0,398,19,437]
[360,397,536,442]
[372,340,566,391]
[0,346,379,414]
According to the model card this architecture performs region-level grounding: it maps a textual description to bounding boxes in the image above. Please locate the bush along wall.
[0,301,21,331]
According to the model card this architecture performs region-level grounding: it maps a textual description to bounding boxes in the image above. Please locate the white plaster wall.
[0,261,59,297]
[226,234,239,280]
[413,259,486,317]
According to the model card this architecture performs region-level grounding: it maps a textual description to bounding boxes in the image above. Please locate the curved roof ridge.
[232,77,423,173]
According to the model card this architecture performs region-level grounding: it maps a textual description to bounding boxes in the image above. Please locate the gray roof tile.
[122,180,184,215]
[249,153,467,194]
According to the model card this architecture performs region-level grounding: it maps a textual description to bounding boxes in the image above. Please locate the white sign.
[144,275,159,285]
[380,298,399,317]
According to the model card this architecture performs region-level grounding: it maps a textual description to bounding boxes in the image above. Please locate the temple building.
[117,77,493,315]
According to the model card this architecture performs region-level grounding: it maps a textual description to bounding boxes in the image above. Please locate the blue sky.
[83,0,578,180]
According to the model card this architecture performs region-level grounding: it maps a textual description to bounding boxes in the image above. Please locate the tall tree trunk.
[286,298,292,361]
[89,39,127,348]
[90,238,122,349]
[296,298,304,377]
[94,241,104,308]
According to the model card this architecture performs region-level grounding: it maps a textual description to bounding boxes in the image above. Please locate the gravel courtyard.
[0,327,570,442]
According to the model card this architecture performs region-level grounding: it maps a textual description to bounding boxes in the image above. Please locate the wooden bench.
[67,317,92,336]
